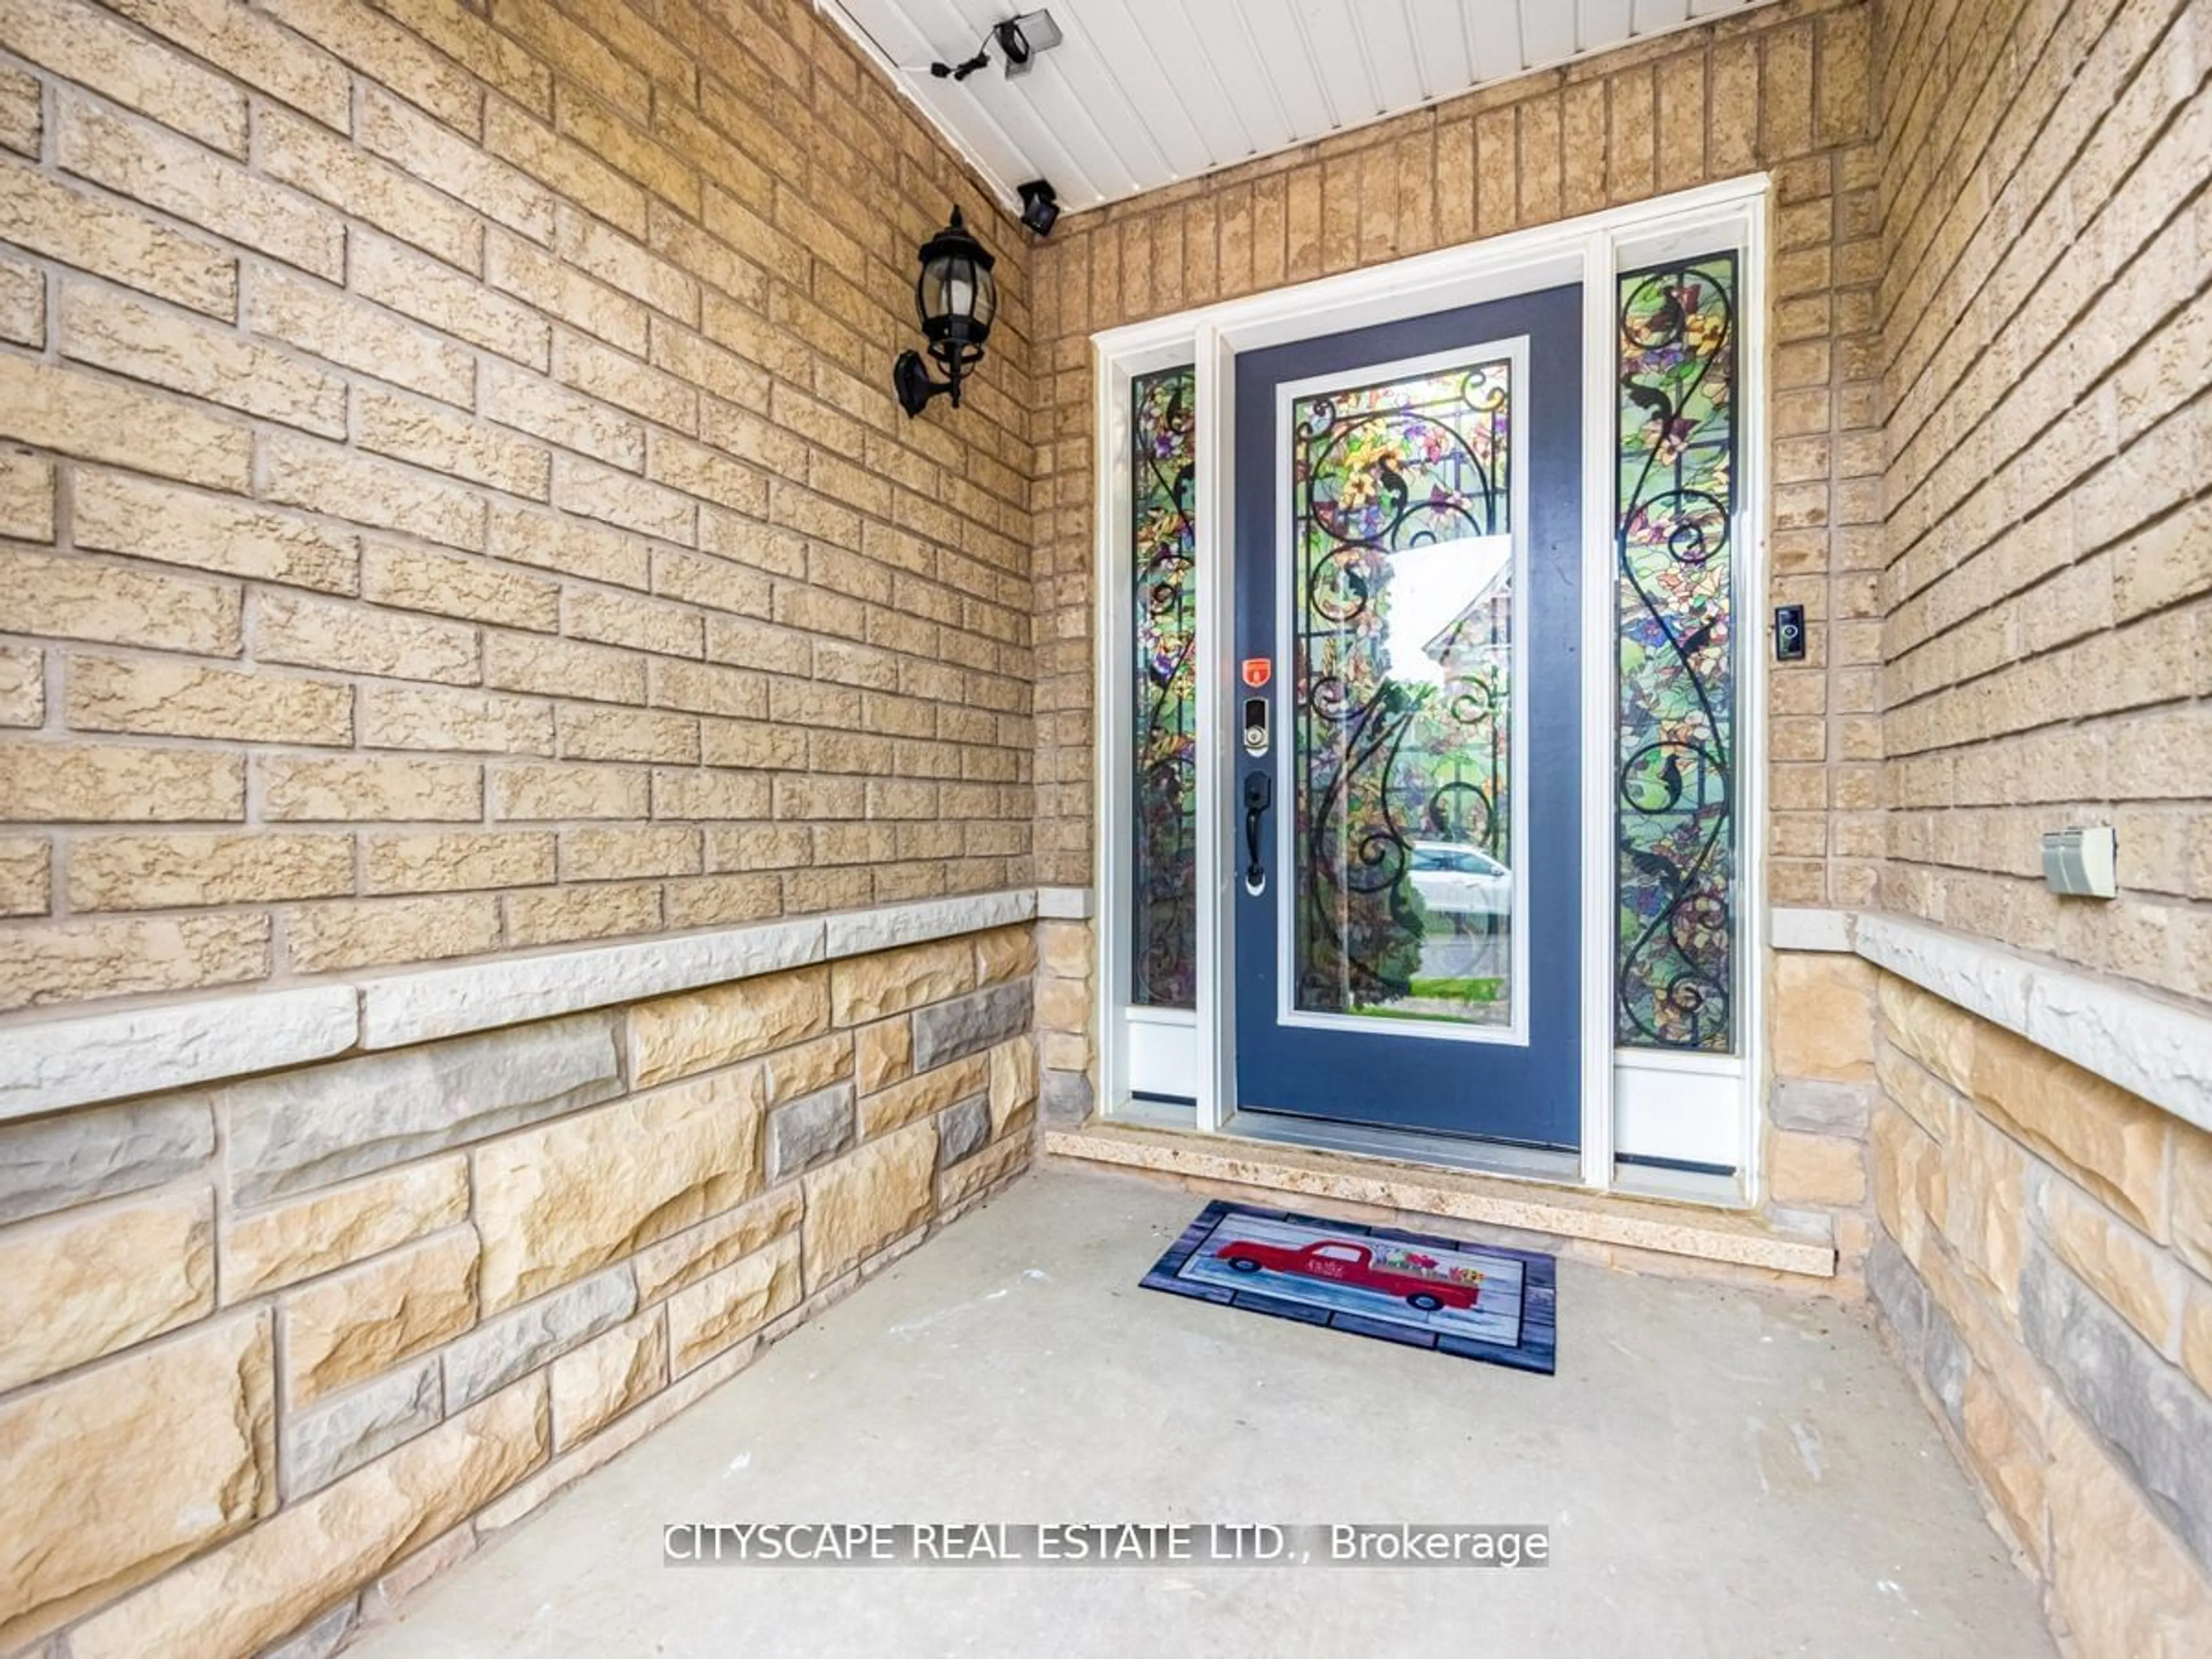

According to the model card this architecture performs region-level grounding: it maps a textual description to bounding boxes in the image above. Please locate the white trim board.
[0,887,1044,1123]
[1855,913,2212,1136]
[1091,177,1773,1200]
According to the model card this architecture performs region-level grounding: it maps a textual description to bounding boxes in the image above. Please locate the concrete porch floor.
[353,1168,2055,1658]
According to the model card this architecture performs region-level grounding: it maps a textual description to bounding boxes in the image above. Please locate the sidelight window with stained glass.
[1131,366,1199,1009]
[1614,254,1740,1054]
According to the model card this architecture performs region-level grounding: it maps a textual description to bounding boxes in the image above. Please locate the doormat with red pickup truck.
[1141,1200,1556,1375]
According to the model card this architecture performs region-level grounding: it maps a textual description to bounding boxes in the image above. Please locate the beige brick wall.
[0,0,1036,1016]
[1864,5,2212,1643]
[1873,0,2211,1001]
[1870,973,2212,1656]
[0,923,1039,1655]
[1028,0,1883,914]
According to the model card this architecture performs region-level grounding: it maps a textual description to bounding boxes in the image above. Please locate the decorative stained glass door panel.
[1233,286,1583,1148]
[1289,358,1520,1033]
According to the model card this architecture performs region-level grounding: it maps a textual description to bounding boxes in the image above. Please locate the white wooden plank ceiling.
[817,0,1781,214]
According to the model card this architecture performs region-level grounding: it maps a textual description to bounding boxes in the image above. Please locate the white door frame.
[1091,176,1770,1203]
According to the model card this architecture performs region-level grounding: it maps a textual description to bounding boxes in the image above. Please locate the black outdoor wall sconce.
[893,206,998,418]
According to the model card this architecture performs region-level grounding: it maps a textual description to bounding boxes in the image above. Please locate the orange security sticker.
[1241,658,1271,688]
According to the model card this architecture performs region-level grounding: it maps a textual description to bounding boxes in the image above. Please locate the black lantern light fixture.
[893,206,997,418]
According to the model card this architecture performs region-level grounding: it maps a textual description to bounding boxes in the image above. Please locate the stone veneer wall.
[1764,950,1880,1278]
[1033,911,1094,1128]
[1868,975,2212,1655]
[0,922,1039,1657]
[1872,0,2211,1002]
[0,0,1036,1018]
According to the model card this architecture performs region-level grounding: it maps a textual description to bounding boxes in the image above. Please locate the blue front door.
[1232,285,1582,1148]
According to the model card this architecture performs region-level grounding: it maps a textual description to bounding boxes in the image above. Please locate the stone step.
[1044,1122,1836,1279]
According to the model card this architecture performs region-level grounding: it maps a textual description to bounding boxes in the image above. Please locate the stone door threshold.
[1044,1122,1837,1279]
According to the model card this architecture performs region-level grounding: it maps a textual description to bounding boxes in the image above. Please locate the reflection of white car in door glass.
[1408,842,1512,922]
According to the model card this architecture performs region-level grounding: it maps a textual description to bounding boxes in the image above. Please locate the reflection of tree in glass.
[1298,544,1398,1008]
[1407,567,1511,867]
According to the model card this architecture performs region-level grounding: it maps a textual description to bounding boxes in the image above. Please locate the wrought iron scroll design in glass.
[1290,362,1514,1027]
[1614,255,1740,1054]
[1131,366,1199,1010]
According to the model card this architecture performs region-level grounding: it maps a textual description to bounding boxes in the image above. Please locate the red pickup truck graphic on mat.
[1214,1238,1482,1311]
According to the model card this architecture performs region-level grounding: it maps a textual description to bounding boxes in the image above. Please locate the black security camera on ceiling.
[993,13,1062,75]
[929,10,1063,82]
[1017,180,1059,237]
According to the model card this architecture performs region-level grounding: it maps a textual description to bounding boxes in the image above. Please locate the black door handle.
[1243,771,1272,890]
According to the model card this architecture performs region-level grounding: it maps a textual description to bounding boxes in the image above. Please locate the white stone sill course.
[1035,885,1094,919]
[0,888,1040,1124]
[1770,907,1856,952]
[1854,912,2212,1137]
